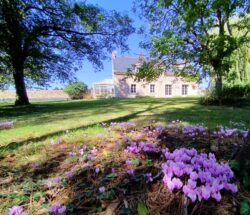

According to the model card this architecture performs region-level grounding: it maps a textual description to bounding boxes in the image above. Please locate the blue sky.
[72,0,145,88]
[49,0,208,89]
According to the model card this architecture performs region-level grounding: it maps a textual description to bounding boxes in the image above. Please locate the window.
[182,85,188,95]
[165,85,172,96]
[150,84,155,93]
[131,84,136,93]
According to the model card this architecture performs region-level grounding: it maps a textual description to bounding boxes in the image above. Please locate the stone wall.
[0,90,70,101]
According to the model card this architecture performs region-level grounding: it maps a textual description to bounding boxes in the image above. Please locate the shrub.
[200,84,250,105]
[64,82,88,99]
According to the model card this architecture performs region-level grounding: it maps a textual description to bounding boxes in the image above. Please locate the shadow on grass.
[0,103,165,156]
[0,97,198,119]
[1,97,249,157]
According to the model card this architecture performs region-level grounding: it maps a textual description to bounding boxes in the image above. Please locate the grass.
[0,97,249,214]
[1,97,250,150]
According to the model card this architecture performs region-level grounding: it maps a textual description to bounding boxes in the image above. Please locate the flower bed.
[1,122,249,215]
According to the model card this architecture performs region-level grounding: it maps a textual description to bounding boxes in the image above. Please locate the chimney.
[139,52,144,62]
[112,50,117,59]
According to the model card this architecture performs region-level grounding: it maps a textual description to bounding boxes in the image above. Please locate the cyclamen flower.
[224,183,238,193]
[50,140,56,145]
[46,180,53,188]
[162,148,237,203]
[0,120,15,129]
[53,177,61,183]
[99,186,106,193]
[31,163,40,169]
[126,141,160,154]
[83,162,93,168]
[145,173,153,182]
[79,149,85,156]
[163,176,183,191]
[88,154,96,160]
[127,169,134,176]
[91,147,98,155]
[69,152,76,157]
[8,206,24,215]
[211,192,222,202]
[95,168,100,174]
[183,185,197,202]
[200,186,211,200]
[125,160,132,165]
[48,203,66,215]
[65,171,73,178]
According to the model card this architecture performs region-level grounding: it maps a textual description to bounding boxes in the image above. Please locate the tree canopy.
[64,81,88,99]
[0,0,135,105]
[135,0,250,98]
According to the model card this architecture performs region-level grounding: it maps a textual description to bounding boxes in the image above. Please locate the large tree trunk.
[13,68,30,106]
[215,73,222,93]
[215,70,223,105]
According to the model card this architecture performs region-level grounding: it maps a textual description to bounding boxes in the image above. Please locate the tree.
[226,42,250,85]
[64,81,87,99]
[0,0,134,105]
[135,0,250,99]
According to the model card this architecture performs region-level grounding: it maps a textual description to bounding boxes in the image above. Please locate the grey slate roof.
[113,56,140,74]
[112,55,174,75]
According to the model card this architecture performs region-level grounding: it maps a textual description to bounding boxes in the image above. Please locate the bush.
[200,84,250,105]
[64,82,88,99]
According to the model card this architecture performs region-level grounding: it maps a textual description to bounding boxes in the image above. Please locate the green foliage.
[200,84,250,105]
[243,172,250,188]
[240,201,250,215]
[64,82,88,99]
[0,0,134,104]
[137,202,148,215]
[230,160,240,171]
[131,158,140,166]
[144,159,153,166]
[33,192,44,201]
[135,0,250,95]
[225,39,250,85]
[220,84,250,100]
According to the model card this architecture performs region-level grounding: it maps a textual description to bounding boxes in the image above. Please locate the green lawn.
[0,97,249,214]
[1,97,249,152]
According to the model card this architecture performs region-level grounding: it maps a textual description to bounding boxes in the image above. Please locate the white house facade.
[92,52,200,98]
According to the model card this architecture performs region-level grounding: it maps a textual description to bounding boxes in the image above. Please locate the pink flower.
[65,171,73,178]
[190,172,198,180]
[99,186,105,193]
[126,160,132,165]
[224,183,238,193]
[69,152,76,157]
[172,177,183,189]
[165,178,175,191]
[91,147,98,155]
[48,203,66,215]
[183,185,197,202]
[8,206,23,215]
[212,192,222,202]
[201,186,211,200]
[127,169,134,176]
[187,179,197,189]
[145,173,153,182]
[79,149,85,156]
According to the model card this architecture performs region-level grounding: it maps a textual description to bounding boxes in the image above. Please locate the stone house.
[92,52,199,98]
